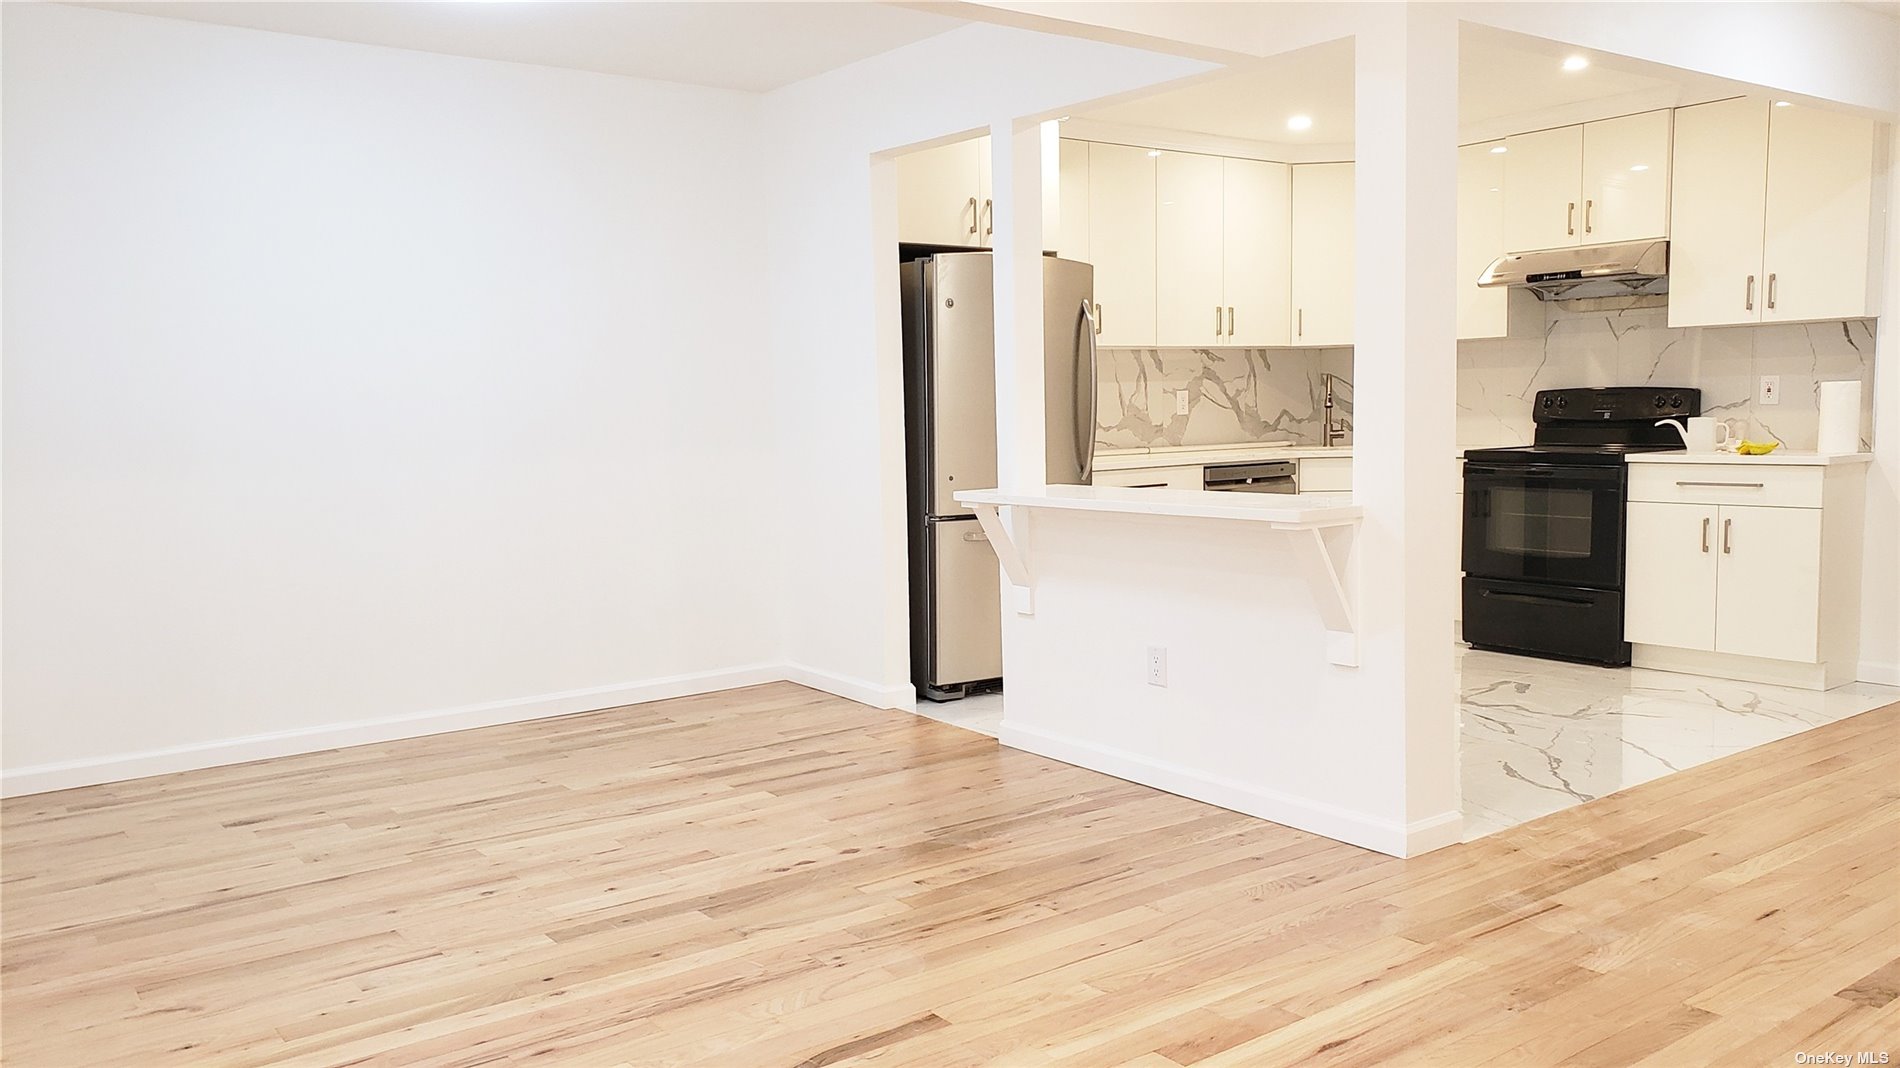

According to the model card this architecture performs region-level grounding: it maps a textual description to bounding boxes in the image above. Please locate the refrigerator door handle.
[1076,300,1098,482]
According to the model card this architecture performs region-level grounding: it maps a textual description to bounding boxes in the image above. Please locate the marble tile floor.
[1456,644,1900,841]
[903,648,1898,844]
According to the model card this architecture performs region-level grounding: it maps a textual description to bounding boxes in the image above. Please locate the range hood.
[1478,239,1668,301]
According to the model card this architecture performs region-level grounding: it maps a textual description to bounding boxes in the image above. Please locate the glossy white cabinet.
[1457,141,1539,340]
[1290,162,1354,346]
[1503,125,1583,253]
[1087,142,1158,347]
[1580,110,1672,244]
[1223,158,1292,347]
[1503,114,1670,252]
[1156,151,1227,346]
[1625,459,1867,689]
[1669,98,1884,328]
[896,136,985,246]
[976,136,994,245]
[1057,138,1090,261]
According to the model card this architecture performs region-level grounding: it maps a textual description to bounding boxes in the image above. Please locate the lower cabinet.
[1092,465,1203,490]
[1623,461,1863,688]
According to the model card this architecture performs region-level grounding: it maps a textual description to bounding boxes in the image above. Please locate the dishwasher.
[1202,459,1298,493]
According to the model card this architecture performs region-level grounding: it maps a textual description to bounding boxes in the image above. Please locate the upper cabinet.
[1086,141,1159,347]
[1057,138,1091,262]
[1291,163,1354,347]
[1155,152,1293,346]
[1669,98,1883,328]
[1458,141,1537,341]
[1503,112,1671,252]
[896,136,989,247]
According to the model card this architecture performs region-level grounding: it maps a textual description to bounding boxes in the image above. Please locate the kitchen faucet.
[1322,372,1352,447]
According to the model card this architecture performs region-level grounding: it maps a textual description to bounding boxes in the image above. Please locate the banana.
[1734,439,1781,456]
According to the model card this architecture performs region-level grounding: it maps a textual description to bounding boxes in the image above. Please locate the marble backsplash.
[1458,298,1877,451]
[1095,346,1354,449]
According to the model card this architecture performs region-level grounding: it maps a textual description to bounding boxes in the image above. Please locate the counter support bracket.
[1277,522,1359,667]
[967,503,1035,615]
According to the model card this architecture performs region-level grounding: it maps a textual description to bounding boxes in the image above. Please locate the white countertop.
[1094,444,1355,471]
[955,485,1362,526]
[1625,450,1874,467]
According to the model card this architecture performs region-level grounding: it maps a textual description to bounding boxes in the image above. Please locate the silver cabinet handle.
[1226,306,1235,336]
[1723,517,1733,554]
[1297,308,1303,337]
[1567,202,1576,236]
[1076,300,1099,482]
[1584,199,1593,234]
[1745,275,1756,311]
[983,199,993,238]
[1767,272,1777,310]
[1093,302,1102,335]
[1676,481,1764,488]
[1701,516,1710,553]
[967,196,978,236]
[1215,305,1222,337]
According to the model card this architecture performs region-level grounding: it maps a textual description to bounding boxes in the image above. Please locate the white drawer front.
[1627,464,1822,508]
[1298,456,1353,492]
[1093,464,1202,490]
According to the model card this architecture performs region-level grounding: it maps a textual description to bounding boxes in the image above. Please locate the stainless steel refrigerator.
[900,251,1095,701]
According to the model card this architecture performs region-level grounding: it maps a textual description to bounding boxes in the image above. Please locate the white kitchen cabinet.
[1669,98,1885,328]
[1087,142,1158,347]
[1058,138,1090,262]
[976,136,994,245]
[1290,162,1354,347]
[1223,158,1292,346]
[1504,114,1670,253]
[1091,464,1204,490]
[1667,97,1768,328]
[1761,103,1883,323]
[1457,141,1540,341]
[1580,110,1671,244]
[1624,502,1720,651]
[1297,455,1352,492]
[1624,459,1867,689]
[896,136,986,246]
[1156,151,1227,346]
[1503,125,1583,253]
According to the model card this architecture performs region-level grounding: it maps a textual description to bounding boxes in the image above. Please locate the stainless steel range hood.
[1478,239,1668,301]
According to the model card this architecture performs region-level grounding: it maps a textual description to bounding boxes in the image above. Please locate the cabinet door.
[1290,162,1354,347]
[1580,110,1671,244]
[1223,157,1292,346]
[1155,151,1226,346]
[896,138,981,246]
[975,136,994,246]
[1668,98,1768,328]
[1624,501,1719,651]
[1058,139,1090,262]
[1502,125,1583,252]
[1763,103,1879,323]
[1458,141,1509,340]
[1086,142,1158,347]
[1713,505,1822,663]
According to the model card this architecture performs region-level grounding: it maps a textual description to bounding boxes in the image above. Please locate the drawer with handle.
[1627,463,1821,508]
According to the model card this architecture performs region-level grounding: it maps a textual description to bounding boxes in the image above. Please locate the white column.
[1859,125,1900,683]
[990,118,1049,493]
[1349,5,1463,850]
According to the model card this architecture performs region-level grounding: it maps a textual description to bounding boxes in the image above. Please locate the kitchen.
[892,29,1896,848]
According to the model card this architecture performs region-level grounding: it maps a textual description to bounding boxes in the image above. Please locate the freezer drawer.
[930,520,1003,687]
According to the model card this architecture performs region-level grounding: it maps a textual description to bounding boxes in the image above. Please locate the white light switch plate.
[1174,390,1190,416]
[1759,375,1781,405]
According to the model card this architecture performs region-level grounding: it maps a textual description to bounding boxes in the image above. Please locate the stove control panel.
[1533,386,1701,424]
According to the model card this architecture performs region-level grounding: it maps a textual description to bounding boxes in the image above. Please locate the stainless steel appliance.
[1203,460,1297,493]
[900,249,1095,701]
[1462,386,1699,666]
[1478,239,1669,301]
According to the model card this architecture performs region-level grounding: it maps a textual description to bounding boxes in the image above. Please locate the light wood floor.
[4,684,1896,1067]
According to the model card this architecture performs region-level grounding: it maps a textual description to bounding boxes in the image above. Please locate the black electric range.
[1461,386,1701,666]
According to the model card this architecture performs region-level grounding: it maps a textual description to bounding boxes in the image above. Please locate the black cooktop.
[1466,387,1703,466]
[1464,442,1684,467]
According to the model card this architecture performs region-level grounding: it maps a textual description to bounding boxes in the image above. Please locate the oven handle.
[1464,463,1622,484]
[1480,588,1596,608]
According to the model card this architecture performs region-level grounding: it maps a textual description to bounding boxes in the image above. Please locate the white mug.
[1656,416,1733,453]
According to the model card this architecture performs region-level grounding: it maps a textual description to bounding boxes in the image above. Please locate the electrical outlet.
[1146,646,1168,687]
[1759,375,1781,405]
[1174,390,1190,416]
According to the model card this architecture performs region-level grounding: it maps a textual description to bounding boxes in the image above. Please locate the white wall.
[1,5,781,789]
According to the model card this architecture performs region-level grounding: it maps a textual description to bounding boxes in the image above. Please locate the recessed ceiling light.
[1773,100,1793,107]
[1490,145,1507,154]
[1286,115,1314,132]
[1058,115,1071,122]
[1489,187,1500,193]
[1147,150,1161,157]
[1630,164,1650,172]
[1562,55,1590,72]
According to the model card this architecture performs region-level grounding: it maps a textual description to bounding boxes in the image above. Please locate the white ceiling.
[74,1,966,93]
[1071,29,1738,147]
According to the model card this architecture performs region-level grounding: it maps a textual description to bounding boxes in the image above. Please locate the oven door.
[1462,462,1625,588]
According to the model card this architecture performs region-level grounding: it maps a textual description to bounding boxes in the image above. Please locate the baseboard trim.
[782,663,914,712]
[1,664,787,798]
[1857,659,1900,686]
[998,721,1461,858]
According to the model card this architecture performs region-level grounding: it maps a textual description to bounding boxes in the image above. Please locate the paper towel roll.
[1816,380,1862,455]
